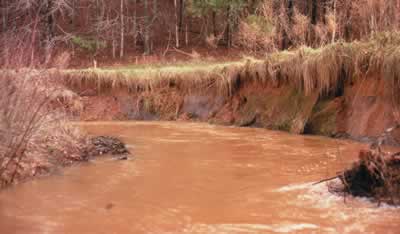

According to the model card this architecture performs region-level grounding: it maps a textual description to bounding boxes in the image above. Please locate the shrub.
[0,71,88,187]
[236,14,277,53]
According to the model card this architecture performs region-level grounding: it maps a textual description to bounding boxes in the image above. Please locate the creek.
[0,122,399,234]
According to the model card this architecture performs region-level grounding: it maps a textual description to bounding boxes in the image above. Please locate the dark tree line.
[1,0,399,66]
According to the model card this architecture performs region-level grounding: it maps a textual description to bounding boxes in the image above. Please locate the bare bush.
[236,20,277,53]
[350,0,400,38]
[235,1,278,53]
[0,70,88,187]
[236,0,400,52]
[314,23,331,47]
[0,29,69,68]
[290,8,311,47]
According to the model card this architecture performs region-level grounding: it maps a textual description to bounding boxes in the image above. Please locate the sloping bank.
[59,35,400,144]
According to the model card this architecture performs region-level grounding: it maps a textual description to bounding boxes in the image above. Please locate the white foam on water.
[271,223,319,233]
[181,223,319,234]
[299,181,344,209]
[292,179,400,234]
[275,182,314,192]
[301,180,400,210]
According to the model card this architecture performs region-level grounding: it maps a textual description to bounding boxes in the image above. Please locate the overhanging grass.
[60,60,250,95]
[40,33,400,98]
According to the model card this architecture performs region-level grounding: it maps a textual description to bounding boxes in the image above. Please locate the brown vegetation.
[0,70,133,187]
[0,70,91,187]
[0,33,131,187]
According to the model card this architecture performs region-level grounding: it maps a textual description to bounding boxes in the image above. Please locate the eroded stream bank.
[0,122,399,234]
[60,42,400,144]
[64,74,400,145]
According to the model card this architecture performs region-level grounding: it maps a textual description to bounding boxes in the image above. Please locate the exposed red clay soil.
[342,76,396,138]
[63,74,400,145]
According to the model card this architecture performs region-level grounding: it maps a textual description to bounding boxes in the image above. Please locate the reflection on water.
[0,121,399,234]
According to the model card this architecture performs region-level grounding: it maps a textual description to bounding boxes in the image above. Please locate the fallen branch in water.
[313,175,339,185]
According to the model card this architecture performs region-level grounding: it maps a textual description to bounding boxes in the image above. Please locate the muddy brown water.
[1,122,400,234]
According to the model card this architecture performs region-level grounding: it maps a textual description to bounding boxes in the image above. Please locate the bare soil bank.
[61,73,399,146]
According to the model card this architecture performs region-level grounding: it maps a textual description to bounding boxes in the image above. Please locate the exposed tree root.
[327,125,400,205]
[336,149,400,205]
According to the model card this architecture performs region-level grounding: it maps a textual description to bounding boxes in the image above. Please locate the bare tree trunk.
[288,0,294,23]
[44,0,55,64]
[95,0,101,52]
[30,17,39,67]
[152,0,157,50]
[1,0,8,32]
[179,0,184,32]
[212,11,217,37]
[174,0,180,48]
[132,0,137,50]
[331,0,337,43]
[344,1,352,40]
[144,0,151,55]
[311,0,318,25]
[281,0,294,49]
[185,23,188,46]
[112,28,116,58]
[69,0,76,28]
[120,0,124,58]
[46,0,55,40]
[397,0,400,29]
[153,0,157,16]
[1,0,9,63]
[225,6,231,48]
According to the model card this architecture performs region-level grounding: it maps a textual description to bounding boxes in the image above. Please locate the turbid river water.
[0,122,399,234]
